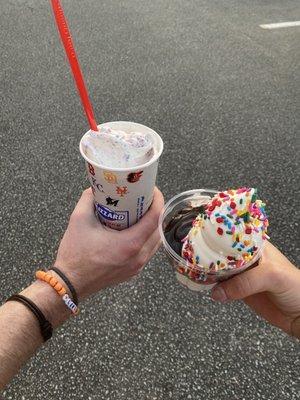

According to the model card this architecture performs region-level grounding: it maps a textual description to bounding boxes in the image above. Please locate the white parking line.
[260,21,300,29]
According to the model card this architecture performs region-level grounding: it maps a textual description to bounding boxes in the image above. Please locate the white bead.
[62,294,78,314]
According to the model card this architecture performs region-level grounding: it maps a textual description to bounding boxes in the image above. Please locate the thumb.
[71,188,98,224]
[211,263,269,302]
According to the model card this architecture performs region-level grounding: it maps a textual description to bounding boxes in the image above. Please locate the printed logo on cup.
[136,195,145,221]
[116,186,128,197]
[95,203,129,227]
[127,171,143,183]
[103,171,118,184]
[90,176,104,193]
[106,197,119,207]
[88,163,95,176]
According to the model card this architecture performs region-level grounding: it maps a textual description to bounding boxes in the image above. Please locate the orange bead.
[45,274,52,283]
[58,287,66,296]
[49,277,57,287]
[36,270,45,280]
[54,282,62,291]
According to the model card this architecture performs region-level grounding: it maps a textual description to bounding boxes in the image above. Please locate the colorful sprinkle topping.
[181,188,269,275]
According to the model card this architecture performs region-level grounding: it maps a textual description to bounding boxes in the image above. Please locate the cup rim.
[158,188,263,276]
[79,121,164,172]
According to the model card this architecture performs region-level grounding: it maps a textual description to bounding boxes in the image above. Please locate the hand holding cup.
[54,187,164,300]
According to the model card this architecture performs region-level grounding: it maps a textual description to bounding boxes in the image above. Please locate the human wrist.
[20,279,70,329]
[52,261,89,300]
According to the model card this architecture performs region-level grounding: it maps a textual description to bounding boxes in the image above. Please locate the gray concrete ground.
[1,0,300,399]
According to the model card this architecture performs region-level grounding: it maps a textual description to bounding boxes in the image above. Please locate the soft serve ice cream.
[82,126,154,169]
[181,188,269,273]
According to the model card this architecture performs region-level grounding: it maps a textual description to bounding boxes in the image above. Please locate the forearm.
[0,279,70,390]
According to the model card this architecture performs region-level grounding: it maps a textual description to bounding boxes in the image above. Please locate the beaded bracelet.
[36,271,79,315]
[49,266,78,306]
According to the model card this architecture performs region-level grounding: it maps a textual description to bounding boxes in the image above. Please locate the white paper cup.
[79,121,163,230]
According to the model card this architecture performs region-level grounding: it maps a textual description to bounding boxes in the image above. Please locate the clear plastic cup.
[159,189,262,291]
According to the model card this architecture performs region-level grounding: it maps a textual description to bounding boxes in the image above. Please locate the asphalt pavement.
[0,0,299,399]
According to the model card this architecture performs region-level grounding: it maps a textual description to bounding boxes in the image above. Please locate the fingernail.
[211,287,228,303]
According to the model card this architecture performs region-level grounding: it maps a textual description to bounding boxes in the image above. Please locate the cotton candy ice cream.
[181,188,269,272]
[82,126,154,169]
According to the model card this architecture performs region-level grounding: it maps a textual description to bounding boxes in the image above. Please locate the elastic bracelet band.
[35,271,79,315]
[49,266,78,306]
[6,294,53,341]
